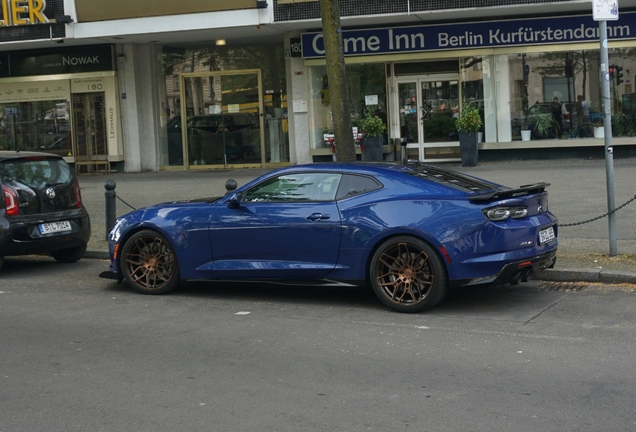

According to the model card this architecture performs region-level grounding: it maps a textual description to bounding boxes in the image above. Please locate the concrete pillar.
[286,32,312,165]
[117,43,160,172]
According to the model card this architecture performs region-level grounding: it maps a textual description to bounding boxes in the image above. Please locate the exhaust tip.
[521,268,533,283]
[510,271,522,285]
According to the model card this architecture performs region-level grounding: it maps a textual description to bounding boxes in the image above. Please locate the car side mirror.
[227,192,241,209]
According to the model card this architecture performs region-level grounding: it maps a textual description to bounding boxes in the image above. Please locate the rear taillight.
[482,206,528,221]
[74,180,82,208]
[3,184,19,216]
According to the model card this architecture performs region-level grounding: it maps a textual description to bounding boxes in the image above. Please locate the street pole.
[599,20,618,256]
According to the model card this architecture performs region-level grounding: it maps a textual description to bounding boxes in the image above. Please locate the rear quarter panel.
[329,191,485,281]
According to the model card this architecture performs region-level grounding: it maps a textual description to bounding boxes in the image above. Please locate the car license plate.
[539,226,555,244]
[39,221,72,234]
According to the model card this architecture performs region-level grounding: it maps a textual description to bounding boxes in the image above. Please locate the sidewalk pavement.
[78,158,636,285]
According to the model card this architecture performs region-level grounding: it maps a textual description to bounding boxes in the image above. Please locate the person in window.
[575,95,591,138]
[550,97,563,138]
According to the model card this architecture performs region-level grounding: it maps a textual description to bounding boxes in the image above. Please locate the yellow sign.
[0,0,48,26]
[76,0,255,22]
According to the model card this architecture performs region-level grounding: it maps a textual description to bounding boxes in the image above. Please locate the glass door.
[395,74,460,162]
[72,92,108,173]
[179,70,264,168]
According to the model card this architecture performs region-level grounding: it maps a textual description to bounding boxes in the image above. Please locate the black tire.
[369,236,448,313]
[0,256,3,271]
[121,230,180,295]
[51,244,87,263]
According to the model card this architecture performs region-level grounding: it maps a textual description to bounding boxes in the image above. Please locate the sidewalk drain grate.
[535,282,589,292]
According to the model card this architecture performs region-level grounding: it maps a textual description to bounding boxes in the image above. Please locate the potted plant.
[359,110,386,161]
[593,117,604,138]
[455,103,483,166]
[533,112,557,139]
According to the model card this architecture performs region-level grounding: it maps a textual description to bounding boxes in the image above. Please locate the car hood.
[154,196,225,206]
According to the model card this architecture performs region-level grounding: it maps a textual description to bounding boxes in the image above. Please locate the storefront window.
[0,100,72,156]
[496,50,606,142]
[608,47,636,137]
[308,63,387,151]
[460,56,496,143]
[158,43,288,167]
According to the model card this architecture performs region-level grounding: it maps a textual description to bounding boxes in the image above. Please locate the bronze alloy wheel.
[370,236,448,313]
[122,230,180,294]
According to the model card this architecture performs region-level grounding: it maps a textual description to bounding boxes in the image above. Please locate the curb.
[534,268,636,285]
[85,249,110,260]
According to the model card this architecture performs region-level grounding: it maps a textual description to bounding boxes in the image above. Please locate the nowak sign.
[301,12,636,58]
[0,0,48,26]
[1,45,114,77]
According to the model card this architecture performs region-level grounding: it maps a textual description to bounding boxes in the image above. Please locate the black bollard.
[225,179,237,195]
[105,180,116,240]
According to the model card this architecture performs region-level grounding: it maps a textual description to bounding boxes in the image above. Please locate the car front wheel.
[121,230,180,295]
[370,236,448,313]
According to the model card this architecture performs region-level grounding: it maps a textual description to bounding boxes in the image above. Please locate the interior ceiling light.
[215,39,226,46]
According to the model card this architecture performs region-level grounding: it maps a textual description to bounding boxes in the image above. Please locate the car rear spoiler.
[468,182,550,202]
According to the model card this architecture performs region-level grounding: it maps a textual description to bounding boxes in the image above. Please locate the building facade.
[2,0,636,172]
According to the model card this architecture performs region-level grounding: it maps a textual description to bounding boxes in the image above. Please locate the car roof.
[273,162,498,194]
[0,151,64,162]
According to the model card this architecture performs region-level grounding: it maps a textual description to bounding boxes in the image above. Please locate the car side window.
[243,173,342,202]
[336,174,382,200]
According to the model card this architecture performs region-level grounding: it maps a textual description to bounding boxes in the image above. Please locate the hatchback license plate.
[539,226,555,244]
[39,221,72,234]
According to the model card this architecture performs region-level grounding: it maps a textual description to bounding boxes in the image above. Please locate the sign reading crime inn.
[302,12,636,58]
[0,0,48,26]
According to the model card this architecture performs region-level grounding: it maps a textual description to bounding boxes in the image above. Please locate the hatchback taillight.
[74,180,82,209]
[3,184,19,216]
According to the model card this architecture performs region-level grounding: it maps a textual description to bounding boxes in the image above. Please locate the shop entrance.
[72,92,109,173]
[394,74,460,162]
[168,69,288,169]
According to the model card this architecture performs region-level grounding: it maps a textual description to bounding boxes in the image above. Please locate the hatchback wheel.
[370,236,448,313]
[51,245,87,263]
[121,230,180,294]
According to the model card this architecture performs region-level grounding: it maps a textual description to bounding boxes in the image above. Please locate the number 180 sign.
[593,0,619,21]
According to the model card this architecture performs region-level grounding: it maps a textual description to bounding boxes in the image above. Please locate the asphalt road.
[1,256,635,431]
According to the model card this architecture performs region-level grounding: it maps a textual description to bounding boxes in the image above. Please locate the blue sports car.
[99,162,557,313]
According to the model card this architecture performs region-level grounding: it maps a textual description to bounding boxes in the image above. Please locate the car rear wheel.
[51,245,87,263]
[121,230,180,295]
[370,236,448,313]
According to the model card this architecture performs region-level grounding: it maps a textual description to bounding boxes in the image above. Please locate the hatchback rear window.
[0,158,78,214]
[0,158,72,189]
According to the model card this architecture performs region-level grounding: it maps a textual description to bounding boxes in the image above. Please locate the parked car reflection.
[167,114,260,166]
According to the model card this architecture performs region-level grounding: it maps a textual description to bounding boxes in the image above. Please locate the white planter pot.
[594,127,604,138]
[521,130,532,141]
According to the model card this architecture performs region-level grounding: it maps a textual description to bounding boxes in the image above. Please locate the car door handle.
[307,213,330,221]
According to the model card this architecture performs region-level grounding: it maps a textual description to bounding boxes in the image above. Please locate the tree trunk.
[319,0,356,162]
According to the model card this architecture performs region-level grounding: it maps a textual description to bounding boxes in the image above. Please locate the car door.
[209,172,342,279]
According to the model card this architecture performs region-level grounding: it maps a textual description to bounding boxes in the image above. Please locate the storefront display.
[0,45,122,172]
[300,12,636,162]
